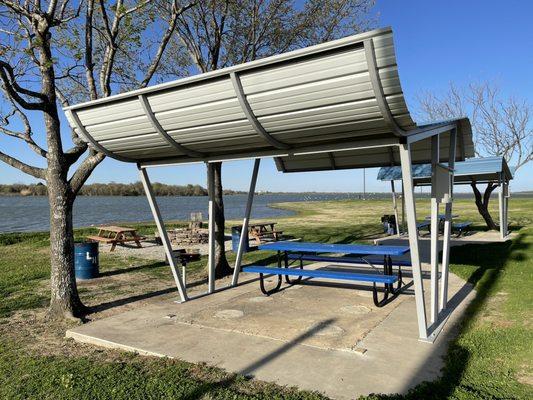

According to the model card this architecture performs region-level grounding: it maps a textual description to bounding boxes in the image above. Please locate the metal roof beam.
[139,137,400,168]
[404,122,457,145]
[230,72,291,150]
[66,110,135,163]
[364,38,404,137]
[138,95,205,158]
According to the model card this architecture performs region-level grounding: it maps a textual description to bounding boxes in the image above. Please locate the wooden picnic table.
[248,222,283,244]
[86,225,144,252]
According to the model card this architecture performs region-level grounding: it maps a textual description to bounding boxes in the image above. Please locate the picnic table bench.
[248,222,283,244]
[87,226,145,252]
[416,221,431,234]
[243,241,409,307]
[452,222,472,237]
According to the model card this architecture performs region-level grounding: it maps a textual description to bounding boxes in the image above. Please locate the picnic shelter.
[377,156,514,239]
[64,27,475,342]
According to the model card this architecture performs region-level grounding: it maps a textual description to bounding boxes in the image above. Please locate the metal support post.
[399,143,428,340]
[138,166,188,302]
[440,128,456,311]
[429,134,440,324]
[207,163,216,293]
[391,180,401,236]
[499,173,505,239]
[232,159,261,286]
[401,181,406,233]
[504,179,509,237]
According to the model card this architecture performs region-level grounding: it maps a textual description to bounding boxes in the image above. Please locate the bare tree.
[0,0,195,319]
[170,0,376,278]
[418,82,532,229]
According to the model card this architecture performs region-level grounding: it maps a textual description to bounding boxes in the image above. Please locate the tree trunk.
[47,182,85,319]
[471,182,498,230]
[212,162,232,278]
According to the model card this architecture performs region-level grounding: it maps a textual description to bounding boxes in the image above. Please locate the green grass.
[0,197,532,399]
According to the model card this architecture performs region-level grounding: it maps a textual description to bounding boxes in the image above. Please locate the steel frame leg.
[138,166,188,302]
[440,202,452,310]
[429,134,440,325]
[207,163,216,294]
[391,180,401,236]
[232,159,261,286]
[430,197,440,324]
[440,128,456,313]
[399,143,428,340]
[284,251,302,284]
[499,173,505,239]
[373,255,402,307]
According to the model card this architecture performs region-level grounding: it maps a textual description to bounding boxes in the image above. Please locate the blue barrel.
[75,241,99,279]
[231,226,249,253]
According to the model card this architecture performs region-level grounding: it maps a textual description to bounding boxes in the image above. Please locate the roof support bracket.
[230,72,291,150]
[364,38,405,137]
[138,94,205,158]
[328,152,337,170]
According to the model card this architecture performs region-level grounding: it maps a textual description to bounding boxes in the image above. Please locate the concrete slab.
[67,261,475,399]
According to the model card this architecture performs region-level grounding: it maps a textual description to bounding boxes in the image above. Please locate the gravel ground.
[96,238,235,260]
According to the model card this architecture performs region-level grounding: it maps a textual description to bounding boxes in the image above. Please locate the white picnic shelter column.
[138,166,188,302]
[207,162,216,293]
[499,172,505,239]
[391,180,401,236]
[232,158,261,286]
[399,143,428,340]
[440,128,457,311]
[429,134,441,325]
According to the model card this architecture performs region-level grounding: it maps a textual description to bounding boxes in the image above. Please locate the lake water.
[0,193,380,233]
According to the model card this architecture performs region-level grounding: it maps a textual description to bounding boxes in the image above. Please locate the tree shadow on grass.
[368,231,529,399]
[98,261,167,277]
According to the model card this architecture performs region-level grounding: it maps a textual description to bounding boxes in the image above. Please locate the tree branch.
[0,150,45,179]
[0,60,47,110]
[69,149,105,196]
[140,1,196,88]
[84,0,98,99]
[0,87,48,157]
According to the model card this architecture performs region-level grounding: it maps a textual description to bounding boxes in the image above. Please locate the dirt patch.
[516,366,533,387]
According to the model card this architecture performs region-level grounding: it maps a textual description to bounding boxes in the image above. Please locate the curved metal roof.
[376,156,514,185]
[64,27,473,167]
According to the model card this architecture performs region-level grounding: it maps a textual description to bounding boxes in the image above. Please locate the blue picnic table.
[243,241,410,307]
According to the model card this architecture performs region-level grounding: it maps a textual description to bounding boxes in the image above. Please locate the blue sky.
[1,0,532,192]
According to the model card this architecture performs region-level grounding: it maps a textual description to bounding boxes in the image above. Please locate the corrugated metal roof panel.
[64,27,473,167]
[376,156,514,184]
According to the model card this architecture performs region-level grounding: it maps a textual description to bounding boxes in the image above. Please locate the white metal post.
[504,179,509,237]
[232,159,261,286]
[391,180,401,236]
[440,128,456,311]
[401,181,406,233]
[207,163,216,293]
[399,143,428,340]
[138,167,188,302]
[499,172,505,239]
[429,134,440,324]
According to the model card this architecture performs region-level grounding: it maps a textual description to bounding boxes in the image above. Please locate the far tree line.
[0,182,244,197]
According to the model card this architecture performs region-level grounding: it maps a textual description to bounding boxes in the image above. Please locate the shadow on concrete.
[178,318,337,400]
[98,261,167,277]
[371,232,526,399]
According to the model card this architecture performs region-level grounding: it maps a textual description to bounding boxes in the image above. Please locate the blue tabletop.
[258,241,410,256]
